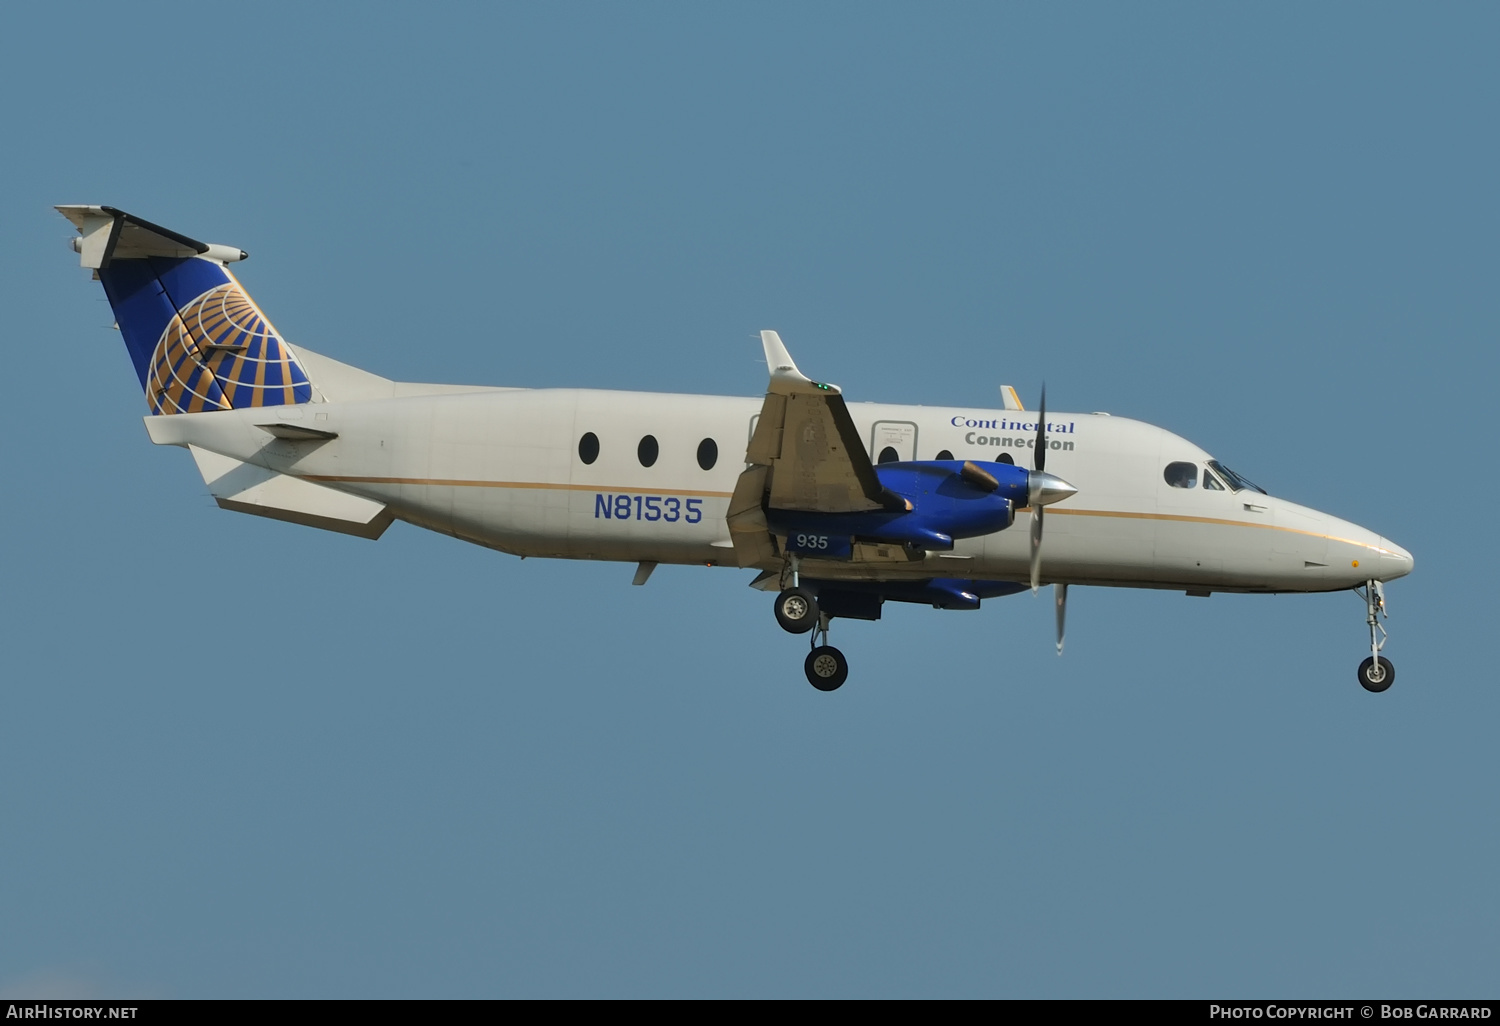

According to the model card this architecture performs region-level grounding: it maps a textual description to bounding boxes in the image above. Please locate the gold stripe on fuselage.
[300,475,734,499]
[1045,506,1392,553]
[296,477,1392,553]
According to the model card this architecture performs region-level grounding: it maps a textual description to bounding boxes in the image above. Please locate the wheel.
[774,587,819,634]
[804,645,849,691]
[1358,655,1394,693]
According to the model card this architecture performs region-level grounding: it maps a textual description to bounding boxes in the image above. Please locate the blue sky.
[1,3,1495,998]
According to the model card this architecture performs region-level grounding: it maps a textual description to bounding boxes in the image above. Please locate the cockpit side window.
[1207,460,1267,494]
[1164,461,1198,488]
[1202,467,1226,491]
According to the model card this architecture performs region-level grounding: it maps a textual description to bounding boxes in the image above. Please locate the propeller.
[1023,384,1078,654]
[1029,385,1047,592]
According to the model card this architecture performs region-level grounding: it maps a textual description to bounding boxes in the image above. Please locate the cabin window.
[1164,461,1198,488]
[878,446,899,464]
[638,434,659,467]
[578,432,599,465]
[935,449,954,461]
[697,437,718,471]
[996,453,1014,465]
[1203,467,1226,491]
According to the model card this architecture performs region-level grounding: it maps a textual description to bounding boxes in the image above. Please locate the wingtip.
[760,330,797,372]
[760,330,839,395]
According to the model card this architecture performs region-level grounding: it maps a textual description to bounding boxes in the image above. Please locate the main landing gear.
[774,554,850,691]
[1355,580,1394,693]
[774,589,849,691]
[805,618,848,692]
[774,587,819,634]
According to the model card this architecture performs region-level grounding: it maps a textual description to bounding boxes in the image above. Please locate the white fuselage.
[146,385,1413,594]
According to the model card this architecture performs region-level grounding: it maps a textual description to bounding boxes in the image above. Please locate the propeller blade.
[1030,384,1047,592]
[1033,384,1047,473]
[1030,504,1043,592]
[1055,583,1068,655]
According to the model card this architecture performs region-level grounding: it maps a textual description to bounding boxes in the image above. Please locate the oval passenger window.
[697,438,717,471]
[996,453,1015,465]
[878,447,899,464]
[935,449,954,461]
[578,432,599,465]
[1164,461,1198,488]
[638,435,659,468]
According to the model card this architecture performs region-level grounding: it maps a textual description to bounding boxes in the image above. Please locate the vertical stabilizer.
[58,205,313,415]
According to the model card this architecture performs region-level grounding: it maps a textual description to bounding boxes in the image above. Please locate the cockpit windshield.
[1207,460,1266,495]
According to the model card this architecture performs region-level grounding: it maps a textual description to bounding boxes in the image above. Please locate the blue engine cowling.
[768,460,1026,554]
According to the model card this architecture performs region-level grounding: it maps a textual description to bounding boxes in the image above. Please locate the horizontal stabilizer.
[188,445,392,539]
[256,422,339,441]
[57,205,246,269]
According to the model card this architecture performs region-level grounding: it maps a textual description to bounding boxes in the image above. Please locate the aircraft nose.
[1378,538,1414,581]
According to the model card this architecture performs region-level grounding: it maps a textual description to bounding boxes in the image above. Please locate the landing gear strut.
[774,553,820,634]
[804,613,848,691]
[1355,580,1394,693]
[775,553,850,690]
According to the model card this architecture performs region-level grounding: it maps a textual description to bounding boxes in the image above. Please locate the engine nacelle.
[767,459,1025,556]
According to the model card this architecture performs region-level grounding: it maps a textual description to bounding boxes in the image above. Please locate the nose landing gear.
[1355,580,1394,693]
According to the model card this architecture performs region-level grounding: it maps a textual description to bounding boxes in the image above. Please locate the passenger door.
[869,420,918,464]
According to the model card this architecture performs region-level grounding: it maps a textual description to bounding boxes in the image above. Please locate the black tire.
[774,588,819,634]
[804,645,849,691]
[1358,655,1394,693]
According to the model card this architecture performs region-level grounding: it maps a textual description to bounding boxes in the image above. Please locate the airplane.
[56,205,1414,693]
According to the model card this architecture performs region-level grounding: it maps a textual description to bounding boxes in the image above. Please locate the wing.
[726,331,905,569]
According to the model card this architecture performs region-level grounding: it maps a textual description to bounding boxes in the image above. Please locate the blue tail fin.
[100,257,313,414]
[60,206,313,415]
